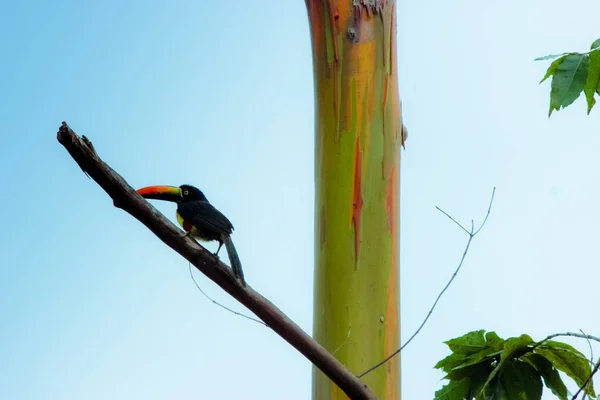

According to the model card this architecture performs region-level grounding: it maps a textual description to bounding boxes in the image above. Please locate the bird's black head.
[179,184,208,202]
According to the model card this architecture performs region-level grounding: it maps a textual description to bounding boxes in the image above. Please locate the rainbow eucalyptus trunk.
[306,1,403,399]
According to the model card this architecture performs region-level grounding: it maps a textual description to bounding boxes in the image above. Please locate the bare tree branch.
[358,188,496,378]
[56,122,376,400]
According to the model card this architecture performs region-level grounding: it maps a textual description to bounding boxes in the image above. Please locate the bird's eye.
[183,190,189,195]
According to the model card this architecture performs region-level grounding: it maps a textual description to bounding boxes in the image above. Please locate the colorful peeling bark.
[306,1,403,399]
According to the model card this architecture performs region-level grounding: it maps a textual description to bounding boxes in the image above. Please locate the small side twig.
[581,329,594,368]
[572,357,600,400]
[536,332,600,348]
[188,263,266,326]
[332,328,352,356]
[358,188,496,378]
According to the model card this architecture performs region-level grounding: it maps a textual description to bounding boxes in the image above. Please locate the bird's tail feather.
[224,236,246,287]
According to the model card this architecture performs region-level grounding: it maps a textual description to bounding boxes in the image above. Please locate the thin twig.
[358,188,496,378]
[572,357,600,400]
[537,332,600,347]
[581,329,594,368]
[188,263,266,326]
[435,207,471,235]
[332,329,352,356]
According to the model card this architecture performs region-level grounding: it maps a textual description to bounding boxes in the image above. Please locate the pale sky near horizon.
[2,1,600,399]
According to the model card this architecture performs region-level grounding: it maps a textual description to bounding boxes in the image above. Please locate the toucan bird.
[136,184,245,286]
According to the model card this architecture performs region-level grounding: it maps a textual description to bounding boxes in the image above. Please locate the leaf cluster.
[434,330,596,400]
[537,38,600,115]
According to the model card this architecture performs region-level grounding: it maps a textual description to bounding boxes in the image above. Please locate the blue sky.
[1,0,600,399]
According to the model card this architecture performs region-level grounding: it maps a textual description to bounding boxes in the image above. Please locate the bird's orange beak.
[136,185,183,202]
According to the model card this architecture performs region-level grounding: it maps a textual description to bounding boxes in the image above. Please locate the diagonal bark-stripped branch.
[56,122,376,400]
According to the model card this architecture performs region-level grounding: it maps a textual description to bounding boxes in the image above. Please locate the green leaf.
[540,55,568,83]
[446,341,504,374]
[502,335,534,359]
[584,50,600,113]
[591,38,600,50]
[435,352,470,373]
[549,53,589,116]
[500,360,543,400]
[480,335,534,396]
[481,376,509,400]
[463,363,495,400]
[535,53,567,61]
[485,331,505,348]
[436,356,496,399]
[445,358,496,380]
[444,330,487,355]
[543,340,588,359]
[437,351,499,378]
[522,353,568,400]
[434,377,470,400]
[450,350,503,373]
[436,330,505,375]
[442,330,505,356]
[534,341,596,398]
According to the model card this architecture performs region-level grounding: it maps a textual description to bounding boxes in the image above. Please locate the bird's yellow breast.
[176,211,207,241]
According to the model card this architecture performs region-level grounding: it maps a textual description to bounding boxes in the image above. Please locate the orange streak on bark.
[336,0,351,23]
[381,73,389,138]
[327,0,339,119]
[306,1,322,59]
[358,20,376,125]
[380,12,386,67]
[326,0,339,61]
[352,138,363,267]
[333,67,338,122]
[385,165,395,232]
[362,113,370,174]
[363,76,374,173]
[349,38,376,169]
[384,162,400,398]
[388,3,395,73]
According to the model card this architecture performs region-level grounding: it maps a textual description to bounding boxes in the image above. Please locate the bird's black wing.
[178,201,234,237]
